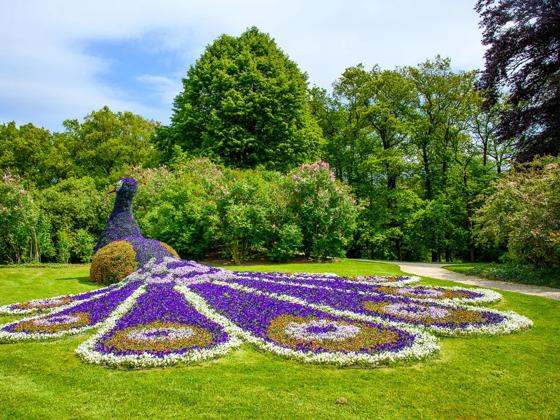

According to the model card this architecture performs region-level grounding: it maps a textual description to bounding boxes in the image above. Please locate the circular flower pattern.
[104,321,215,354]
[266,314,406,354]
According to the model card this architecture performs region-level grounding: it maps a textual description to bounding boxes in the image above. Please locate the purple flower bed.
[188,282,417,355]
[224,276,505,331]
[1,281,141,336]
[125,236,174,266]
[93,283,230,357]
[2,282,123,314]
[233,271,484,301]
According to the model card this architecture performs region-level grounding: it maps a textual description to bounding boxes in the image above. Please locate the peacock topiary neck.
[111,190,135,215]
[94,185,142,252]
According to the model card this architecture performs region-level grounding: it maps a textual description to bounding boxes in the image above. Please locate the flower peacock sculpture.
[0,178,532,368]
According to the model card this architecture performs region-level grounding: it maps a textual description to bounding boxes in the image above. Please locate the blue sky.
[0,0,485,130]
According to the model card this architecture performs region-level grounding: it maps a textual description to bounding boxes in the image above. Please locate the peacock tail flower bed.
[183,280,435,365]
[0,257,532,367]
[219,275,528,335]
[229,271,502,305]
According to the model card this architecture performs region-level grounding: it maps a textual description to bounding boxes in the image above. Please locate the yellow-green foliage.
[160,241,179,258]
[90,241,137,284]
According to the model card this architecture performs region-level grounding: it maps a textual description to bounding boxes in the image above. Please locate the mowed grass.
[0,260,559,419]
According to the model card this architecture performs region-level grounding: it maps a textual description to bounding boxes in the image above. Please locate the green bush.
[72,229,96,263]
[268,224,303,262]
[38,177,111,263]
[55,230,71,264]
[0,174,53,263]
[218,169,276,263]
[132,160,223,259]
[131,158,358,263]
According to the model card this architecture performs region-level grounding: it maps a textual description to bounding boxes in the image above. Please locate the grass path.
[0,261,559,419]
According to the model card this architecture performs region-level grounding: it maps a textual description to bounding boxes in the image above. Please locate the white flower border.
[292,272,422,286]
[231,274,501,306]
[213,280,532,337]
[177,283,439,366]
[377,284,503,305]
[76,284,242,368]
[235,271,421,287]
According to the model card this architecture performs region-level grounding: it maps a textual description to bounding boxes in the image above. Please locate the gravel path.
[368,260,560,301]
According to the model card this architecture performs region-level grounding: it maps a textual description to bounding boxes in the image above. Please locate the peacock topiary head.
[109,177,138,199]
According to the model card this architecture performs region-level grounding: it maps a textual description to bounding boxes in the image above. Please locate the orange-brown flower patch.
[13,297,73,311]
[363,301,485,325]
[104,321,214,353]
[267,315,400,352]
[13,312,90,334]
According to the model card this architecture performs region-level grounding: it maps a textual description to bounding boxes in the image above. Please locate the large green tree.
[476,0,560,161]
[0,123,58,187]
[156,27,323,170]
[60,106,158,184]
[313,58,500,262]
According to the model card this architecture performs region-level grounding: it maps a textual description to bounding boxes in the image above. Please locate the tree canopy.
[0,107,158,187]
[476,0,560,161]
[156,26,323,171]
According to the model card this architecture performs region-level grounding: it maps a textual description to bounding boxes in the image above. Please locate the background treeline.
[0,138,356,265]
[1,25,558,268]
[310,57,512,263]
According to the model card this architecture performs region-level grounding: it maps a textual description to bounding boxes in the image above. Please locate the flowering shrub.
[38,177,111,263]
[288,161,357,258]
[0,177,532,368]
[476,157,560,267]
[131,161,223,260]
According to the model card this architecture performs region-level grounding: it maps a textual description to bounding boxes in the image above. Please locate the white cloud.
[0,0,484,130]
[137,74,179,107]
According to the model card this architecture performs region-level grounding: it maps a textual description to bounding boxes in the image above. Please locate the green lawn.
[0,261,559,419]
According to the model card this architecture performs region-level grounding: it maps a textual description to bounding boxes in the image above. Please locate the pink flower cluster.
[293,161,336,182]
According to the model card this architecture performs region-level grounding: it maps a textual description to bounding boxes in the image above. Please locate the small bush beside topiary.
[90,241,138,284]
[159,241,179,258]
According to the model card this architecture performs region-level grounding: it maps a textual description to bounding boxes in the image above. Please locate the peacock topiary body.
[90,177,178,283]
